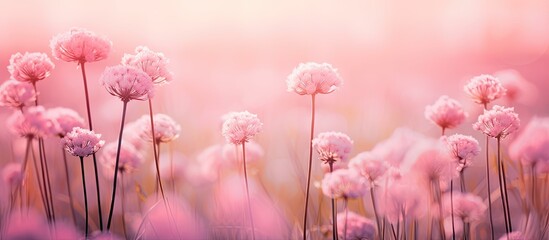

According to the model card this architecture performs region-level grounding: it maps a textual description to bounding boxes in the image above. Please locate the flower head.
[425,95,467,131]
[443,192,486,222]
[101,141,143,175]
[2,163,23,187]
[380,180,426,223]
[8,52,54,83]
[135,113,181,144]
[337,211,375,240]
[47,107,85,137]
[509,117,549,167]
[313,131,353,166]
[349,151,390,186]
[494,69,537,105]
[401,138,456,183]
[443,134,480,172]
[464,74,506,106]
[50,28,112,63]
[473,105,520,139]
[322,168,367,199]
[6,106,55,138]
[122,46,173,85]
[0,80,37,109]
[62,127,104,158]
[221,111,263,145]
[287,62,342,95]
[100,65,154,102]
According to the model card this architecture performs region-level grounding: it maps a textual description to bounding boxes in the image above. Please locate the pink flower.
[348,151,390,186]
[222,141,264,165]
[47,107,85,137]
[424,95,468,131]
[509,117,549,167]
[135,113,181,143]
[337,211,375,240]
[442,134,480,172]
[122,121,147,152]
[321,168,367,199]
[380,179,426,223]
[6,106,56,138]
[443,192,486,222]
[401,138,456,183]
[464,74,506,106]
[50,28,112,63]
[370,128,426,167]
[8,52,55,83]
[2,163,23,187]
[494,69,538,105]
[0,79,37,109]
[100,65,154,102]
[473,105,520,139]
[100,141,143,175]
[221,111,263,145]
[287,62,342,95]
[62,127,104,158]
[313,131,353,166]
[498,232,525,240]
[121,46,173,85]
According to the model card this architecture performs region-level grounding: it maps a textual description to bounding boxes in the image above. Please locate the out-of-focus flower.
[473,105,520,139]
[2,163,23,187]
[401,138,456,184]
[135,113,181,144]
[6,106,56,138]
[313,131,353,166]
[122,46,173,85]
[464,74,506,106]
[425,95,467,132]
[380,179,426,223]
[443,192,486,222]
[222,141,264,165]
[370,128,426,167]
[100,65,154,102]
[50,28,112,63]
[3,210,50,239]
[100,141,144,175]
[336,211,375,240]
[62,127,104,158]
[498,231,525,240]
[0,80,37,109]
[48,107,85,137]
[348,151,390,186]
[287,62,342,95]
[8,52,54,84]
[122,121,147,152]
[509,117,549,168]
[221,111,262,145]
[443,134,480,172]
[494,69,538,105]
[322,168,367,199]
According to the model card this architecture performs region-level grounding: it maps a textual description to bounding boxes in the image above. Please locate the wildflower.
[494,69,537,105]
[425,95,467,132]
[100,65,154,102]
[122,46,173,85]
[8,52,54,84]
[464,74,506,106]
[443,134,480,171]
[221,111,263,145]
[50,28,112,63]
[370,128,426,167]
[380,179,426,223]
[6,106,55,138]
[336,211,375,240]
[48,107,85,137]
[473,105,520,139]
[322,168,367,199]
[2,163,23,187]
[509,117,549,168]
[101,141,143,175]
[62,127,104,158]
[443,192,486,222]
[135,113,180,144]
[312,131,353,166]
[348,151,390,186]
[0,80,37,109]
[287,62,342,95]
[401,139,456,184]
[498,232,525,240]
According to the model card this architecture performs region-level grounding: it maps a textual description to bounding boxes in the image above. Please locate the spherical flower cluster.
[62,127,104,158]
[47,107,85,137]
[424,95,467,131]
[312,131,353,166]
[443,134,480,172]
[0,80,37,109]
[100,141,144,175]
[221,111,263,145]
[336,211,375,240]
[50,28,112,63]
[348,151,390,186]
[473,105,520,139]
[136,113,181,143]
[443,192,486,222]
[122,46,173,85]
[464,74,506,106]
[6,106,55,138]
[509,117,549,167]
[321,168,367,199]
[8,52,55,83]
[287,62,342,95]
[2,163,23,187]
[100,65,154,102]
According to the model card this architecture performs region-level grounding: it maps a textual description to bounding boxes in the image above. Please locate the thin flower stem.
[121,173,128,239]
[40,138,56,222]
[62,148,78,226]
[496,137,510,234]
[79,157,89,238]
[37,138,52,221]
[107,101,129,230]
[459,171,466,193]
[303,94,316,240]
[80,62,104,230]
[500,143,512,232]
[450,180,456,240]
[370,187,383,239]
[485,135,495,240]
[30,140,49,218]
[434,179,446,240]
[329,163,338,240]
[242,142,256,240]
[390,223,397,240]
[343,198,349,240]
[148,98,166,199]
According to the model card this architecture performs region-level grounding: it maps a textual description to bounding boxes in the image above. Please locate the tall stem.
[303,94,316,240]
[80,157,89,238]
[485,135,495,240]
[450,180,456,240]
[459,171,466,193]
[242,142,256,240]
[370,187,382,239]
[121,174,128,239]
[62,148,78,226]
[498,137,513,232]
[329,163,338,240]
[148,99,165,199]
[496,137,510,234]
[37,138,52,221]
[30,140,49,219]
[343,198,348,240]
[40,138,56,222]
[80,62,104,230]
[107,101,129,230]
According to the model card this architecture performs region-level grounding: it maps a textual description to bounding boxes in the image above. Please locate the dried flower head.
[0,80,37,109]
[312,131,353,166]
[425,95,467,131]
[473,105,520,139]
[8,52,55,83]
[321,168,367,199]
[122,46,173,85]
[6,106,55,138]
[50,28,112,63]
[221,111,263,145]
[136,113,181,143]
[2,163,23,187]
[100,65,154,102]
[287,62,342,95]
[464,74,506,106]
[47,107,85,137]
[349,151,390,186]
[100,141,143,175]
[443,134,480,172]
[336,211,375,240]
[509,117,549,167]
[443,192,486,222]
[62,127,104,158]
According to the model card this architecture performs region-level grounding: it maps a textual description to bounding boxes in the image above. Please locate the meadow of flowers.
[1,1,549,240]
